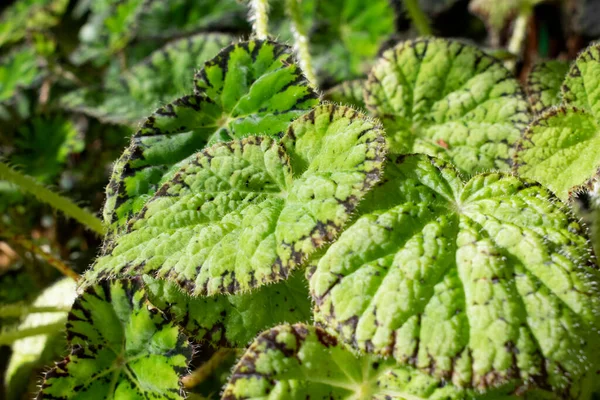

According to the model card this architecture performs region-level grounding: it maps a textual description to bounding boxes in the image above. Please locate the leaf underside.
[102,39,319,228]
[38,278,192,400]
[87,104,386,297]
[310,154,600,398]
[365,38,530,175]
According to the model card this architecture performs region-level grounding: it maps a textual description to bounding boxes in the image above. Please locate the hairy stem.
[0,303,71,318]
[404,0,432,36]
[250,0,270,40]
[182,348,237,389]
[286,0,317,87]
[0,162,106,236]
[0,320,66,345]
[10,236,81,281]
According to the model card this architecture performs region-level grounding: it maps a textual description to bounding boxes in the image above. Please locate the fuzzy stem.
[286,0,318,87]
[0,162,106,236]
[10,236,81,281]
[0,320,66,345]
[404,0,432,36]
[0,303,71,318]
[182,348,237,389]
[250,0,270,40]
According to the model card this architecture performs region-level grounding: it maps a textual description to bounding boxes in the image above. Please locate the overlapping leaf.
[143,270,311,347]
[102,40,319,228]
[61,33,232,125]
[526,60,569,114]
[310,154,600,397]
[324,80,366,109]
[515,43,600,200]
[88,104,386,296]
[38,278,191,400]
[0,0,68,47]
[365,38,530,175]
[0,47,43,105]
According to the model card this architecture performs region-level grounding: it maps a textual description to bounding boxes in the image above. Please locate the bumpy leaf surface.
[61,33,232,125]
[365,38,530,174]
[311,154,600,397]
[221,324,556,399]
[143,269,311,347]
[39,278,191,400]
[526,60,569,115]
[0,47,43,104]
[88,104,386,296]
[515,44,600,200]
[103,40,319,227]
[324,80,366,110]
[0,0,68,47]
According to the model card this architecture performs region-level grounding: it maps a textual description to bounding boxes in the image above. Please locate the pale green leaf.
[311,154,600,397]
[102,40,319,228]
[87,104,386,296]
[38,278,192,400]
[365,38,530,174]
[562,43,600,118]
[526,60,569,115]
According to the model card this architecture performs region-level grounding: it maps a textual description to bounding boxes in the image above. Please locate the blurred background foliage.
[0,0,599,398]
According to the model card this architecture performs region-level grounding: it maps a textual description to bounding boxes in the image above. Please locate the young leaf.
[515,44,600,200]
[61,33,233,125]
[0,0,68,47]
[365,38,530,174]
[103,39,319,228]
[324,80,366,110]
[526,60,569,115]
[87,104,386,296]
[38,278,192,400]
[143,269,311,347]
[310,154,600,396]
[221,324,555,399]
[0,47,43,105]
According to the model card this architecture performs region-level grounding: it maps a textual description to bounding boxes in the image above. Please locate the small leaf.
[311,154,600,395]
[365,38,530,174]
[0,47,43,105]
[562,43,600,118]
[143,269,311,347]
[87,104,386,296]
[38,278,192,400]
[103,39,319,228]
[324,80,366,110]
[526,60,569,115]
[0,0,69,47]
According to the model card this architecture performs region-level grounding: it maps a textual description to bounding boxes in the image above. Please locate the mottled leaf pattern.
[38,278,192,400]
[103,40,319,228]
[324,80,366,110]
[143,270,311,347]
[87,105,386,296]
[311,154,600,397]
[365,38,530,174]
[526,60,569,115]
[515,43,600,200]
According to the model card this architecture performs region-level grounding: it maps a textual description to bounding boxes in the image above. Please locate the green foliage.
[0,0,68,47]
[39,278,192,399]
[515,43,600,200]
[88,104,386,295]
[365,38,531,174]
[0,47,43,104]
[102,39,319,228]
[310,154,600,397]
[526,60,569,114]
[324,80,366,109]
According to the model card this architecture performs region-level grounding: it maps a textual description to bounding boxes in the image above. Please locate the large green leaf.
[365,38,530,175]
[221,324,556,399]
[310,154,600,397]
[526,60,569,115]
[0,0,68,47]
[87,104,386,296]
[61,33,233,125]
[515,44,600,200]
[0,47,43,105]
[38,278,192,400]
[143,269,311,347]
[103,40,319,228]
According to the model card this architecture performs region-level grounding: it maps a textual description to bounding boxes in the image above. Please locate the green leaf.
[143,269,311,347]
[311,0,396,83]
[61,33,233,125]
[0,0,68,47]
[38,278,192,400]
[515,44,600,201]
[0,47,43,105]
[365,38,530,175]
[102,40,319,228]
[324,80,367,110]
[310,154,600,396]
[87,104,386,296]
[526,60,569,115]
